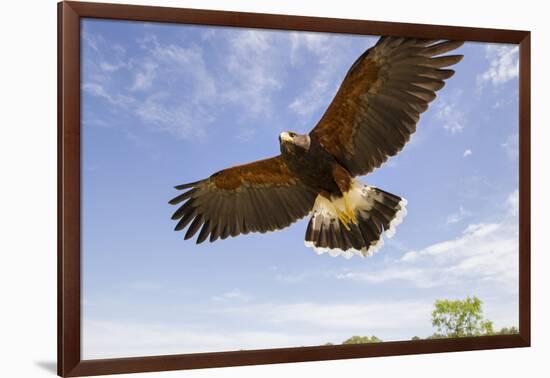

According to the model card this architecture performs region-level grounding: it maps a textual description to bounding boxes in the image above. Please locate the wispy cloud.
[134,92,210,140]
[82,28,310,141]
[130,61,158,91]
[82,27,376,142]
[83,319,318,359]
[80,30,520,359]
[287,33,374,122]
[211,288,251,302]
[217,300,431,332]
[221,30,283,116]
[122,280,163,292]
[140,35,217,101]
[274,271,312,284]
[435,89,466,134]
[501,132,519,160]
[82,31,128,79]
[81,30,102,52]
[82,298,431,358]
[477,44,519,88]
[445,206,472,225]
[82,82,135,108]
[339,189,519,292]
[345,222,517,291]
[82,31,221,140]
[456,175,493,200]
[337,267,428,286]
[288,33,340,119]
[463,149,472,157]
[506,189,519,217]
[99,61,127,73]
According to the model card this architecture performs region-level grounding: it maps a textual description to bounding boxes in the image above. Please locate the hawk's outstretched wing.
[310,37,464,176]
[170,156,317,243]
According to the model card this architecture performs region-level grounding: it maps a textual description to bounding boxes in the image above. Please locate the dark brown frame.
[58,1,531,376]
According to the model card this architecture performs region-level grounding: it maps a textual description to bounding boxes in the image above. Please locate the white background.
[1,0,547,377]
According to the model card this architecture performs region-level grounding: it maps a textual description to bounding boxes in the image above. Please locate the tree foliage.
[342,335,382,344]
[494,326,519,335]
[340,296,518,344]
[431,296,494,337]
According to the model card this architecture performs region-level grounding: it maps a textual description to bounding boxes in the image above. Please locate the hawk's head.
[279,131,311,154]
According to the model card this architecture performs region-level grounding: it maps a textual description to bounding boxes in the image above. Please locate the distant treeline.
[328,296,518,345]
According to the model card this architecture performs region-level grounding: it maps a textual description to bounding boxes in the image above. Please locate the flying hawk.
[170,36,463,258]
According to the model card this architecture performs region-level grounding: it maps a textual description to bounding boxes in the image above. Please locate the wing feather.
[310,37,464,176]
[170,156,317,243]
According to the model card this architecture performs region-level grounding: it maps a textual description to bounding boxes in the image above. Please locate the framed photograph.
[58,1,530,376]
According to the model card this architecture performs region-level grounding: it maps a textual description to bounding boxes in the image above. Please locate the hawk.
[170,36,463,258]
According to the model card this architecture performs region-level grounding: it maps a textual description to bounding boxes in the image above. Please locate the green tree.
[342,335,382,344]
[431,296,494,338]
[494,326,519,335]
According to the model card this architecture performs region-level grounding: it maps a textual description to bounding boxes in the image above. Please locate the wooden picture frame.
[58,1,531,376]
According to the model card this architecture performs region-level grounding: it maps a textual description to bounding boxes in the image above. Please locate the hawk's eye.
[289,132,296,137]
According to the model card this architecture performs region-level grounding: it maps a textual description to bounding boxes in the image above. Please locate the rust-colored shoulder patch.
[308,37,463,177]
[211,170,243,190]
[312,55,381,159]
[211,156,296,191]
[332,164,352,193]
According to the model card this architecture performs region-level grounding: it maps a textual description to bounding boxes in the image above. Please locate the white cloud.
[445,206,472,225]
[344,221,518,290]
[82,30,128,77]
[339,189,519,292]
[140,36,217,102]
[435,90,466,134]
[134,92,210,140]
[507,189,519,216]
[83,299,433,359]
[82,82,135,108]
[478,44,519,88]
[83,32,219,140]
[220,301,430,331]
[83,29,293,140]
[288,33,339,119]
[130,61,158,91]
[122,280,163,292]
[81,29,375,141]
[211,288,250,302]
[456,175,493,200]
[82,319,317,359]
[234,127,257,142]
[501,132,519,160]
[289,32,331,65]
[337,267,429,286]
[287,33,374,121]
[274,271,312,284]
[463,149,472,157]
[81,30,101,52]
[99,61,126,73]
[220,30,283,116]
[200,29,217,41]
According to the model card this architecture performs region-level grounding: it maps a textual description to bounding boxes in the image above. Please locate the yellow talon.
[343,193,358,224]
[336,194,358,230]
[337,210,352,230]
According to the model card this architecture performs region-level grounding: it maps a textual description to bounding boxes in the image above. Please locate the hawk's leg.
[331,165,359,230]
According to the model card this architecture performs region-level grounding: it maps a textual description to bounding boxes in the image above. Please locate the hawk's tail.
[304,181,407,258]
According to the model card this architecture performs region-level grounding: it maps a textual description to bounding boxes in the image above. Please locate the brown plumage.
[170,156,317,242]
[170,36,464,258]
[311,37,464,176]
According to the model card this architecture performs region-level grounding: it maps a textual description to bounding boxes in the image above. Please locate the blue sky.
[80,19,520,359]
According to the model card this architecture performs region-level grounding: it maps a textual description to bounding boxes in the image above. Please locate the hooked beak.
[279,132,293,144]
